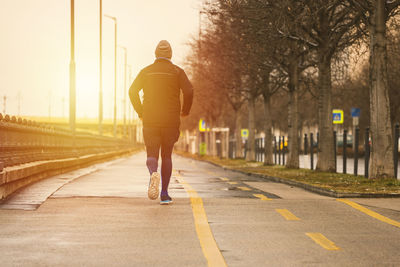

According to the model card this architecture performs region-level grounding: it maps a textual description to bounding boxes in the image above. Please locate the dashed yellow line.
[227,182,238,185]
[175,172,227,267]
[276,209,300,221]
[238,186,251,191]
[337,199,400,228]
[253,194,272,201]
[306,233,340,251]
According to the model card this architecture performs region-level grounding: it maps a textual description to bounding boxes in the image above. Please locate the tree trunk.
[316,56,336,172]
[246,95,256,161]
[234,108,243,158]
[368,0,394,178]
[263,92,274,165]
[286,61,299,168]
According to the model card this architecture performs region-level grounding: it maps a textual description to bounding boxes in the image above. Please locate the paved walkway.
[1,152,400,266]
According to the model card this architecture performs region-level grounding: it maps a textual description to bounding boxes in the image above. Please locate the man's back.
[129,40,193,204]
[130,58,193,128]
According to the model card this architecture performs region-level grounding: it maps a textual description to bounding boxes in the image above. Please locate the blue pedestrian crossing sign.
[332,109,344,124]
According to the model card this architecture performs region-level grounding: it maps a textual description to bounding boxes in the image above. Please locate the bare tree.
[275,0,362,172]
[348,0,400,178]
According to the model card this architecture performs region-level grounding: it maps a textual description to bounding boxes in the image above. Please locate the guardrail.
[0,113,140,200]
[0,113,135,171]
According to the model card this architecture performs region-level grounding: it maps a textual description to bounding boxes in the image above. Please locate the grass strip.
[175,151,400,195]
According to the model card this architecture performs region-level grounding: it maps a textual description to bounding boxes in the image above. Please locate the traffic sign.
[241,129,249,138]
[199,119,206,132]
[332,109,344,124]
[199,143,207,155]
[351,108,360,117]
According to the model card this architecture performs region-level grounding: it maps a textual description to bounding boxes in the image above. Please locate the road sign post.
[199,119,207,156]
[351,108,360,154]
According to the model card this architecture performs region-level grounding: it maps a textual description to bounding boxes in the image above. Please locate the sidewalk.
[0,152,205,267]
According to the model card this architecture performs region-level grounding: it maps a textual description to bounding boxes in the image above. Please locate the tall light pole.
[99,0,103,135]
[69,0,76,132]
[3,95,6,114]
[128,64,132,123]
[104,14,117,137]
[119,45,127,137]
[17,91,21,116]
[127,64,133,141]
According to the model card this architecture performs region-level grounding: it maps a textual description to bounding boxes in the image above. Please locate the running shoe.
[160,194,173,205]
[148,172,160,200]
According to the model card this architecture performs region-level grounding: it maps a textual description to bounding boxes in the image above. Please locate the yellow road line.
[175,172,227,267]
[337,199,400,228]
[306,233,340,250]
[276,209,300,220]
[220,177,229,181]
[253,194,272,201]
[238,186,251,191]
[227,181,238,185]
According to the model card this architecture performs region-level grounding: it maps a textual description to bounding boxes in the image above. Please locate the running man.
[129,40,193,205]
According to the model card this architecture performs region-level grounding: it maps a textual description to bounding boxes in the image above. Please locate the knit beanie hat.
[155,40,172,59]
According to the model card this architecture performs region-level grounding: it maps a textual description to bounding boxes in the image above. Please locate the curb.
[0,148,141,201]
[178,154,400,198]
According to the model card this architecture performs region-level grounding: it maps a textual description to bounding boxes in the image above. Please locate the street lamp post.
[119,45,127,137]
[99,0,103,135]
[104,14,117,138]
[69,0,76,132]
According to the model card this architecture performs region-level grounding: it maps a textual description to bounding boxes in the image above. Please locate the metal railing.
[226,125,400,179]
[0,113,136,171]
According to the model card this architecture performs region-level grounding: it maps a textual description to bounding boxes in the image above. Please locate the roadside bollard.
[354,127,359,176]
[365,127,370,178]
[394,123,399,179]
[274,136,277,164]
[343,129,347,174]
[304,133,308,155]
[278,137,281,165]
[333,131,337,172]
[282,136,286,165]
[310,133,314,170]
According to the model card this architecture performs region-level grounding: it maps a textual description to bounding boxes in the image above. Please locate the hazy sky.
[0,0,201,119]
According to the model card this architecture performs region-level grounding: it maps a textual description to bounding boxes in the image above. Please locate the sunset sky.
[0,0,201,120]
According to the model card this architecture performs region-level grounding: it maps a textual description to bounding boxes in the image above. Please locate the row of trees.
[183,0,400,179]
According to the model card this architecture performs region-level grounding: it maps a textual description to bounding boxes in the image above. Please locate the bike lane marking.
[276,209,301,221]
[337,199,400,228]
[253,193,272,201]
[238,186,251,191]
[306,233,340,250]
[175,171,227,267]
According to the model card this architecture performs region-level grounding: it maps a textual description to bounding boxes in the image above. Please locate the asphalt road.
[0,152,399,266]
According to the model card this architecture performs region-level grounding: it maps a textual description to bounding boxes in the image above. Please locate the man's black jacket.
[129,58,193,128]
